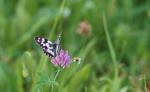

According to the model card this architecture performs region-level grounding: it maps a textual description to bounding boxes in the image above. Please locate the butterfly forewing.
[34,33,62,59]
[34,37,55,58]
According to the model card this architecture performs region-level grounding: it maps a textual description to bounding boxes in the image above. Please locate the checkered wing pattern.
[34,33,61,58]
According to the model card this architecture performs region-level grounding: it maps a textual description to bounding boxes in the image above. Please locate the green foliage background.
[0,0,150,92]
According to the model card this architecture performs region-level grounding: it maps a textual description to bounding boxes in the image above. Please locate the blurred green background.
[0,0,150,92]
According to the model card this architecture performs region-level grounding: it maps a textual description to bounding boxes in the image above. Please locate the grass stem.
[102,13,118,78]
[51,68,61,92]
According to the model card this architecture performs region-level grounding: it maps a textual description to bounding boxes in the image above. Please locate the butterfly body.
[34,33,61,58]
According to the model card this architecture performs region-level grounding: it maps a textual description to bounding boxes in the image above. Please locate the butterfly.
[34,33,61,58]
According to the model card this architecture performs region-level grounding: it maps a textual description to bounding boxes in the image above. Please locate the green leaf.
[63,64,91,92]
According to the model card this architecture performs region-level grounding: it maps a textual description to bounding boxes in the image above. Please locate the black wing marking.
[34,33,62,58]
[34,37,55,58]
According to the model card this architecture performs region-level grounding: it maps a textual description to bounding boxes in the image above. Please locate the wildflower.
[51,50,71,68]
[77,20,92,37]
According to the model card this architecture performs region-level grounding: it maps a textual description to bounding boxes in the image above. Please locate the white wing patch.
[34,33,62,59]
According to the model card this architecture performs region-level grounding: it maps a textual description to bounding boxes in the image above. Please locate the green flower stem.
[51,67,61,92]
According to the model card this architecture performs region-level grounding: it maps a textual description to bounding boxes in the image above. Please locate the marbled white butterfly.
[34,33,61,58]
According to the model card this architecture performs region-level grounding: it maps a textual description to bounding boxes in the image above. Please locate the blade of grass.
[102,13,118,78]
[48,0,66,39]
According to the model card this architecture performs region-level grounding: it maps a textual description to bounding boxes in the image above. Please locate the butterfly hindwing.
[52,43,61,57]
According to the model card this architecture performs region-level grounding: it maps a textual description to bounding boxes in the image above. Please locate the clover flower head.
[77,20,91,37]
[51,50,71,68]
